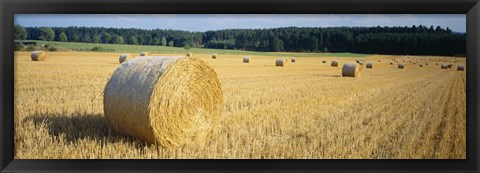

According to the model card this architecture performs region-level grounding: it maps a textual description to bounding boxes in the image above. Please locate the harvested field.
[14,52,466,159]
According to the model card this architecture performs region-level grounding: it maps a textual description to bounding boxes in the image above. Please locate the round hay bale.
[359,61,364,65]
[243,56,251,63]
[275,58,287,67]
[119,54,134,63]
[356,59,360,63]
[322,60,327,63]
[457,64,465,71]
[186,52,193,57]
[441,64,448,69]
[140,52,150,56]
[212,53,217,59]
[447,64,453,68]
[398,63,405,69]
[342,63,362,77]
[366,62,373,68]
[291,58,296,63]
[378,60,381,62]
[31,51,46,61]
[331,60,339,67]
[419,64,424,67]
[103,56,223,148]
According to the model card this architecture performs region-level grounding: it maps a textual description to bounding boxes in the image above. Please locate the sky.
[15,14,466,33]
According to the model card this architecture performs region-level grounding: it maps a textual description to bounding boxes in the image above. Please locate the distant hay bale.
[436,63,439,65]
[390,62,394,65]
[104,56,223,148]
[212,53,217,59]
[366,62,373,68]
[441,64,448,69]
[342,63,362,78]
[275,58,287,67]
[359,61,364,65]
[119,54,134,63]
[447,64,453,68]
[140,52,150,56]
[291,58,296,62]
[243,56,251,63]
[356,59,360,63]
[331,60,339,67]
[186,52,193,57]
[419,64,424,67]
[457,64,465,71]
[398,63,405,69]
[31,51,46,61]
[322,60,327,63]
[378,60,381,62]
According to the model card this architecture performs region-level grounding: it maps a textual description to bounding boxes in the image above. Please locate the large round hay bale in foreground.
[342,63,361,78]
[398,63,405,69]
[331,60,339,67]
[366,62,373,68]
[104,56,223,148]
[140,52,150,56]
[119,54,134,63]
[243,56,251,63]
[212,53,217,59]
[457,64,465,71]
[275,58,287,67]
[31,51,46,61]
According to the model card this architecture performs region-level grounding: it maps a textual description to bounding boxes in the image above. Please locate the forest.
[15,25,465,55]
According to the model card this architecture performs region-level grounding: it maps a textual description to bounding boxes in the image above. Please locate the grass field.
[14,50,466,159]
[24,40,369,58]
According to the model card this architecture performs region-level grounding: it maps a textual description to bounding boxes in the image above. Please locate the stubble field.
[14,51,466,159]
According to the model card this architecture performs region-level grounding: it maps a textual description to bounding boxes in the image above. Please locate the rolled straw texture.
[104,56,223,148]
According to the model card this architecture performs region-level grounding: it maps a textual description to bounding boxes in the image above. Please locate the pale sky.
[15,14,466,33]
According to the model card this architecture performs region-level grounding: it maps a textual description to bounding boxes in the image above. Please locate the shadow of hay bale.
[23,112,146,146]
[316,74,342,78]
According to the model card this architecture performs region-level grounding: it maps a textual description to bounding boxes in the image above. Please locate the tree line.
[14,25,465,55]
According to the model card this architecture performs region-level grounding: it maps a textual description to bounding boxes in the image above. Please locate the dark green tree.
[161,37,167,46]
[14,24,27,40]
[59,32,68,42]
[129,36,138,45]
[103,33,112,44]
[115,36,124,44]
[71,34,79,42]
[92,36,101,43]
[39,27,55,41]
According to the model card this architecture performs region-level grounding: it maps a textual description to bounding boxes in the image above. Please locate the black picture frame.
[1,0,479,172]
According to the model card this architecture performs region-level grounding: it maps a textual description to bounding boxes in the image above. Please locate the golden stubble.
[14,52,466,159]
